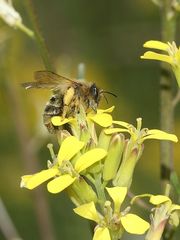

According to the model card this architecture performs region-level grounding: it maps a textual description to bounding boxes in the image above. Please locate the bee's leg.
[61,105,69,119]
[62,87,75,118]
[43,113,62,134]
[43,100,62,134]
[89,100,97,113]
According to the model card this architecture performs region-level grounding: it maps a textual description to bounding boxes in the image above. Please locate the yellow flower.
[51,106,114,129]
[73,187,149,240]
[105,117,178,143]
[148,194,180,227]
[141,40,180,87]
[132,193,180,240]
[105,118,177,188]
[21,136,107,194]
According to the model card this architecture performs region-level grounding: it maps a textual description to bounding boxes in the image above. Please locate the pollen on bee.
[63,87,75,105]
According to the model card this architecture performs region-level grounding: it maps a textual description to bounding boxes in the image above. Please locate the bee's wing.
[22,71,75,90]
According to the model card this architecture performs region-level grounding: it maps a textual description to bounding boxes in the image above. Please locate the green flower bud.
[98,129,112,150]
[103,134,125,181]
[113,144,143,188]
[67,177,97,205]
[86,130,112,174]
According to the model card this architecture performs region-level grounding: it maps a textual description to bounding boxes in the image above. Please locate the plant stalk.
[23,0,54,71]
[160,0,176,192]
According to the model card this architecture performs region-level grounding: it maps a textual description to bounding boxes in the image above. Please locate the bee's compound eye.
[90,84,98,98]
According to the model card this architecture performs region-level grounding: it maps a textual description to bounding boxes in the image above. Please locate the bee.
[22,71,105,133]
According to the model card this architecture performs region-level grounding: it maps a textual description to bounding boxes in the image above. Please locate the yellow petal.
[121,214,150,234]
[73,202,99,222]
[149,195,171,205]
[141,51,173,65]
[75,148,107,173]
[47,174,76,193]
[20,168,58,189]
[51,116,73,126]
[170,204,180,212]
[169,211,179,227]
[93,227,111,240]
[112,120,130,128]
[143,40,169,51]
[106,187,127,213]
[89,113,112,127]
[173,66,180,87]
[58,136,85,164]
[104,128,129,135]
[97,106,115,114]
[143,129,178,142]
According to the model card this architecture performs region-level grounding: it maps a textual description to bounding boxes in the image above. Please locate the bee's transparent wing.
[22,71,75,90]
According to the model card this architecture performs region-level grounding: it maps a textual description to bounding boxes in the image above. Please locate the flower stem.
[94,173,106,210]
[23,0,54,71]
[160,0,177,192]
[16,22,34,39]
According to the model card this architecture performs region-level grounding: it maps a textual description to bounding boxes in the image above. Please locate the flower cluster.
[20,104,178,240]
[132,193,180,240]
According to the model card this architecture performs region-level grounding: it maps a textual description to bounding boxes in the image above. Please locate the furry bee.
[22,71,104,133]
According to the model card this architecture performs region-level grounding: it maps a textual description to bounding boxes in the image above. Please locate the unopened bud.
[87,130,111,174]
[103,134,125,181]
[113,145,142,188]
[67,177,97,205]
[98,129,112,150]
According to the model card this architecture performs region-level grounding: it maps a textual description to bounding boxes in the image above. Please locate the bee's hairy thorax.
[43,82,101,133]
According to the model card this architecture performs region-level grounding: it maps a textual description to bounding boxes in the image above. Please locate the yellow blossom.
[105,118,177,188]
[74,187,149,240]
[131,193,180,240]
[141,40,180,87]
[105,118,178,143]
[51,106,114,129]
[21,136,107,194]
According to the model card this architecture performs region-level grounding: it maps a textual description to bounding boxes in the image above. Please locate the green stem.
[86,174,95,185]
[94,173,106,211]
[16,22,35,39]
[23,0,54,71]
[160,0,177,193]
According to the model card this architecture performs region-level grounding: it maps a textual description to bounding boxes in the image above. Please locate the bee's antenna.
[102,93,108,104]
[101,90,117,98]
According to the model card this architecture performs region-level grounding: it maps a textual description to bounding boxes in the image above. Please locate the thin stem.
[94,173,106,211]
[86,174,95,185]
[172,89,180,107]
[160,0,177,193]
[23,0,54,71]
[16,22,35,39]
[128,191,151,211]
[0,198,22,240]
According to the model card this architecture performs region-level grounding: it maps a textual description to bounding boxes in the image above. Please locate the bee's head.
[88,83,101,111]
[89,83,101,103]
[89,83,116,112]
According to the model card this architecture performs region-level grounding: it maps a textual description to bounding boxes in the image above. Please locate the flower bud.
[98,129,112,150]
[86,130,112,174]
[103,134,125,181]
[113,144,143,188]
[67,177,97,205]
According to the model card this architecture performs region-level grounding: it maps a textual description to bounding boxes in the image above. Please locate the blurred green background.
[0,0,180,239]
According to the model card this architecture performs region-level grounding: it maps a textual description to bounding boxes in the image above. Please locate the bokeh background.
[0,0,180,239]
